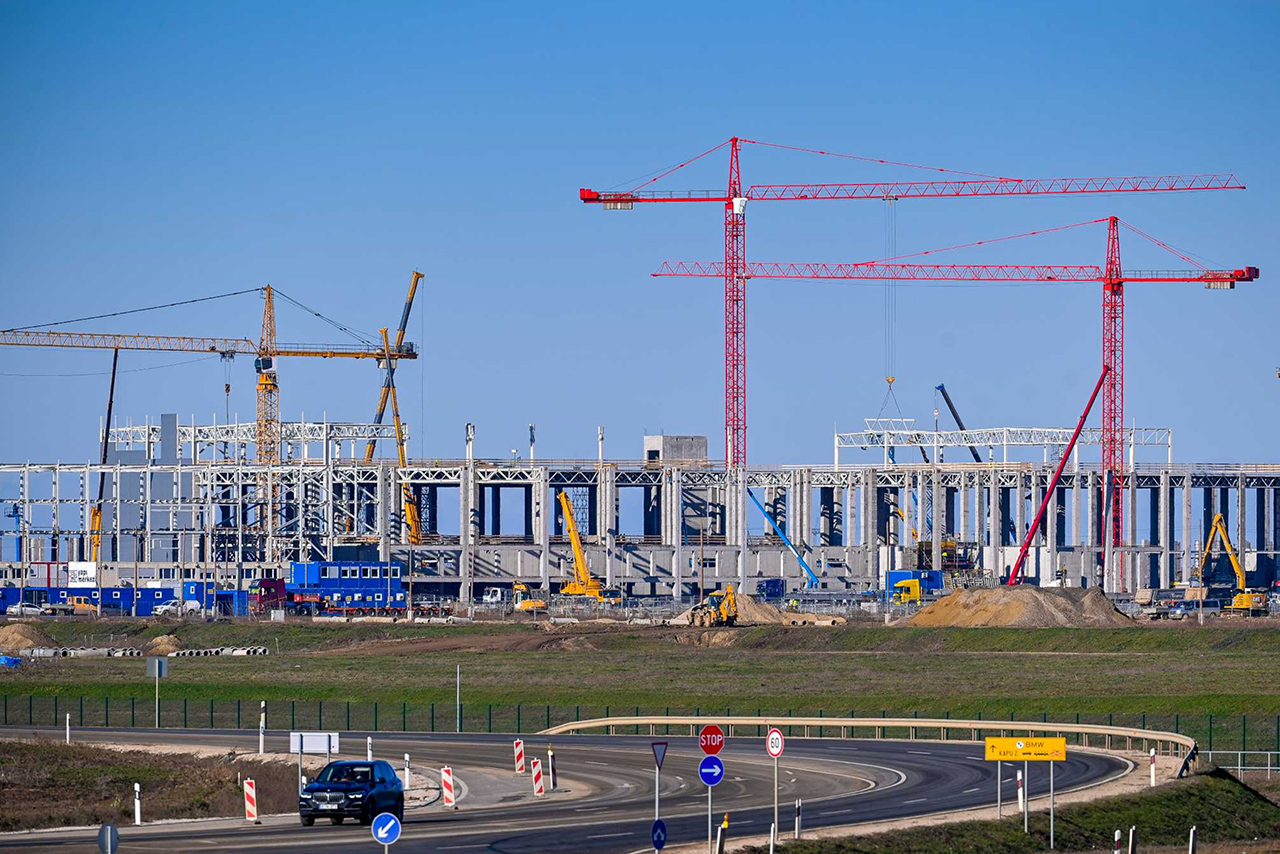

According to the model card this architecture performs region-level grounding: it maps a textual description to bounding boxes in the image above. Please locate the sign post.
[259,701,266,755]
[699,725,726,854]
[290,732,340,795]
[147,657,168,728]
[652,741,668,853]
[96,824,119,854]
[985,737,1066,843]
[766,728,785,834]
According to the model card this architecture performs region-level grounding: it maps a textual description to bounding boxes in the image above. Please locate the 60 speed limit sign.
[766,727,785,758]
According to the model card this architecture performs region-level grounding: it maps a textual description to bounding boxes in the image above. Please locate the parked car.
[154,599,201,618]
[1170,599,1223,620]
[5,602,44,617]
[299,760,403,827]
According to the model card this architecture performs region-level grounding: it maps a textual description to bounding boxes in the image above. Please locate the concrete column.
[1128,474,1139,593]
[491,487,502,536]
[671,469,683,603]
[1019,472,1031,547]
[1047,479,1059,584]
[1257,487,1271,552]
[738,467,749,591]
[602,468,617,587]
[958,472,970,546]
[459,464,474,605]
[988,471,1002,577]
[1181,476,1194,584]
[862,469,878,586]
[912,473,924,549]
[537,472,549,592]
[1237,476,1247,556]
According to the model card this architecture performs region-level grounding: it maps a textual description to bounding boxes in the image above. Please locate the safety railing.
[1200,750,1279,778]
[541,715,1199,774]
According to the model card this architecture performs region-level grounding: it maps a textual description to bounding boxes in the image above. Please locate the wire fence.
[2,695,1278,752]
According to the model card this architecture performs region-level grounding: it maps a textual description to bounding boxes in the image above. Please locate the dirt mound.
[908,586,1131,628]
[675,594,785,626]
[0,623,55,651]
[143,634,184,656]
[674,630,740,648]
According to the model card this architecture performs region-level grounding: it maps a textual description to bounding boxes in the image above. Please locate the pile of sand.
[143,634,184,656]
[675,595,844,627]
[0,623,55,651]
[907,586,1131,628]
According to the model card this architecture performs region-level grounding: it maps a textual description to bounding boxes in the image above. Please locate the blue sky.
[1,1,1276,465]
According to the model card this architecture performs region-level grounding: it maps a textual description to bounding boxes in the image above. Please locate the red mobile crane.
[580,137,1244,472]
[654,216,1259,559]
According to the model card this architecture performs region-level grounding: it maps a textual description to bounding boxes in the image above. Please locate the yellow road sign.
[984,737,1066,761]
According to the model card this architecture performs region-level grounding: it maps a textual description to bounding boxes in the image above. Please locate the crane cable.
[3,288,262,332]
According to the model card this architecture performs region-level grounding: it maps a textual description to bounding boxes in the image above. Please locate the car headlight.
[299,792,313,799]
[348,792,364,798]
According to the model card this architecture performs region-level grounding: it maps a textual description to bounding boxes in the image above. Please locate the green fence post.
[210,698,214,728]
[53,695,58,726]
[635,705,640,734]
[1076,712,1080,743]
[694,706,699,718]
[1242,715,1247,751]
[237,700,241,730]
[604,705,609,723]
[291,701,296,731]
[1108,712,1113,727]
[430,703,434,733]
[402,702,407,732]
[576,705,581,722]
[517,704,522,733]
[546,705,550,730]
[666,706,671,736]
[319,700,323,730]
[374,702,379,732]
[103,696,108,727]
[29,695,34,725]
[1175,713,1179,734]
[1275,716,1279,755]
[131,696,135,728]
[347,702,351,731]
[183,698,188,728]
[1208,715,1214,751]
[1140,712,1145,729]
[487,705,492,733]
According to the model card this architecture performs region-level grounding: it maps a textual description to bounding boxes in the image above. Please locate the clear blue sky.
[1,1,1276,465]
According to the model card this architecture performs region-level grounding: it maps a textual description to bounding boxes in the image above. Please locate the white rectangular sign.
[68,561,98,587]
[290,732,339,754]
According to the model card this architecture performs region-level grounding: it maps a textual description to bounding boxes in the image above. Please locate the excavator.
[512,581,547,612]
[1193,513,1269,616]
[688,584,738,627]
[556,491,623,605]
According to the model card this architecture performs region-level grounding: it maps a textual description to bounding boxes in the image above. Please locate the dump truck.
[688,584,738,627]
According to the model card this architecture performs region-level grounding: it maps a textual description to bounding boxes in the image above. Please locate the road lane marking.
[963,787,980,793]
[903,797,928,804]
[907,750,932,755]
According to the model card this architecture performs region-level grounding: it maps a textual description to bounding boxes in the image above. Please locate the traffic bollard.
[513,738,525,773]
[133,783,141,826]
[65,712,70,744]
[548,746,557,789]
[244,778,260,824]
[715,814,728,854]
[768,822,775,854]
[1128,826,1136,854]
[258,701,265,755]
[1113,828,1122,852]
[531,758,545,796]
[1150,748,1156,787]
[404,754,411,790]
[794,798,802,839]
[367,735,373,762]
[1188,825,1197,853]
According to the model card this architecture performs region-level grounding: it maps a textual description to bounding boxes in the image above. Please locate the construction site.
[0,138,1273,620]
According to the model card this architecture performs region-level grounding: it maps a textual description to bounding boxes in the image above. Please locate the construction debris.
[143,634,184,656]
[907,586,1131,628]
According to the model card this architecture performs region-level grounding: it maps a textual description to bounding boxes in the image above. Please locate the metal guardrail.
[542,716,1199,775]
[1201,750,1278,778]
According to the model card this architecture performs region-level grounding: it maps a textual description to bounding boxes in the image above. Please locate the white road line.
[588,832,632,840]
[907,750,932,755]
[963,787,980,793]
[903,797,928,804]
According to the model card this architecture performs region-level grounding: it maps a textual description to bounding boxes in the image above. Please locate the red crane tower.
[580,137,1243,470]
[653,216,1260,562]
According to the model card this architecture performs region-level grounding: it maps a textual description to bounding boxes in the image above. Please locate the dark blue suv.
[299,760,404,827]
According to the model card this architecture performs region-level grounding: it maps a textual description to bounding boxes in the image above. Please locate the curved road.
[0,727,1128,853]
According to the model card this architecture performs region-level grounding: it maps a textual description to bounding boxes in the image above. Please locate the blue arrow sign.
[698,755,725,788]
[371,812,402,845]
[651,818,668,850]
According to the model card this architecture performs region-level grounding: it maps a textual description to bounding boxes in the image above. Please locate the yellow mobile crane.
[1194,513,1269,616]
[556,491,622,604]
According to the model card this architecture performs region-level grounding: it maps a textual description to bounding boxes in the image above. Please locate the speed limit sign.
[766,727,785,758]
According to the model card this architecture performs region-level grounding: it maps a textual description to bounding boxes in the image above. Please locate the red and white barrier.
[441,765,457,809]
[513,738,525,774]
[244,778,259,823]
[531,758,544,797]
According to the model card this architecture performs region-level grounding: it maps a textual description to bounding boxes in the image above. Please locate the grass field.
[0,738,299,831]
[2,621,1278,742]
[737,768,1280,854]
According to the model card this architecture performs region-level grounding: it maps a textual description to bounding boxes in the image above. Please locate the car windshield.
[317,763,373,783]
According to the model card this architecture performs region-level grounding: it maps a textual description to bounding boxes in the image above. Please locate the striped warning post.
[513,738,525,774]
[441,765,457,809]
[243,778,259,823]
[531,758,545,797]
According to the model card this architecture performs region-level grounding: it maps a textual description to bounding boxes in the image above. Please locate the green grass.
[738,769,1280,854]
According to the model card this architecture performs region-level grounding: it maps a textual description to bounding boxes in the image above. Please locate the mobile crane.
[1193,513,1269,616]
[556,491,622,604]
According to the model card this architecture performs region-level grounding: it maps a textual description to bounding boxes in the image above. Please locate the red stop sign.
[699,724,725,756]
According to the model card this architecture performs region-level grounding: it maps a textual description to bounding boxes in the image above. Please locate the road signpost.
[651,818,668,851]
[766,727,785,834]
[258,700,266,755]
[371,811,402,852]
[699,754,725,854]
[290,732,340,795]
[699,723,725,756]
[147,657,168,727]
[97,824,119,854]
[985,737,1067,848]
[652,741,668,852]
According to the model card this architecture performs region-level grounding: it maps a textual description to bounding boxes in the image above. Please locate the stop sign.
[699,724,725,756]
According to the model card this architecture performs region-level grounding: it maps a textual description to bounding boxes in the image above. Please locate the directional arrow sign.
[652,741,668,771]
[651,818,668,850]
[371,812,402,845]
[698,754,725,787]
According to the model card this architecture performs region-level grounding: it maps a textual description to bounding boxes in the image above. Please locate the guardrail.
[542,716,1200,775]
[1201,750,1278,778]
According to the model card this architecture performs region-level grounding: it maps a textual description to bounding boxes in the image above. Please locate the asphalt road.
[0,727,1129,853]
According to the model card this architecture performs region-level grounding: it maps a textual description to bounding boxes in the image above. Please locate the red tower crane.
[653,216,1260,557]
[580,137,1243,468]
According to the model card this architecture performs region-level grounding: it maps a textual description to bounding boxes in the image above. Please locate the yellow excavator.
[1193,513,1269,616]
[556,491,623,605]
[512,580,547,612]
[688,584,738,627]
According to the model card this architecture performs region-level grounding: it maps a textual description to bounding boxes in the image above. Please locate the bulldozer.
[688,584,738,628]
[1193,513,1269,616]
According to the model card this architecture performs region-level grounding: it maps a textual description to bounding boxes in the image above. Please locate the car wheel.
[300,815,314,827]
[329,816,344,825]
[358,806,372,826]
[396,796,404,822]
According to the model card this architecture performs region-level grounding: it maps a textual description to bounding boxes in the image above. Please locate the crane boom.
[935,384,983,464]
[364,271,423,463]
[0,330,416,360]
[654,261,1257,285]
